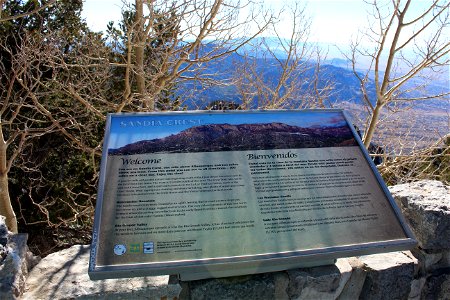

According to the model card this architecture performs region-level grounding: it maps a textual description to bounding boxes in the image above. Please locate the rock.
[0,216,9,261]
[338,257,367,299]
[411,248,450,275]
[389,180,450,250]
[442,250,450,268]
[183,259,352,300]
[24,250,40,272]
[421,272,450,300]
[358,251,417,300]
[274,272,290,300]
[408,277,426,300]
[286,259,352,300]
[0,243,7,262]
[0,234,29,300]
[185,271,289,300]
[22,245,181,300]
[0,215,8,239]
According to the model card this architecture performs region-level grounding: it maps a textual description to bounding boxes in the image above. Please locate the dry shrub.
[379,135,449,186]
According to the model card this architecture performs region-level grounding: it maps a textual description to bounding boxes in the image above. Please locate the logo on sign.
[143,242,154,254]
[113,244,126,256]
[130,243,140,253]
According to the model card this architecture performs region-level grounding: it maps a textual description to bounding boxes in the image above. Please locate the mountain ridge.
[177,41,448,111]
[109,122,358,155]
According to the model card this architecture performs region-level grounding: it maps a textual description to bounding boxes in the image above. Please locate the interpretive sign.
[89,110,416,280]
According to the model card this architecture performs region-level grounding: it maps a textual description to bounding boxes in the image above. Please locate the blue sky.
[107,110,348,149]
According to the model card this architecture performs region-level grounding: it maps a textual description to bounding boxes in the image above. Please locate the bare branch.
[0,0,57,22]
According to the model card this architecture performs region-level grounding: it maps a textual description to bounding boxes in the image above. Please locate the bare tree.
[134,0,146,107]
[0,0,56,22]
[0,34,76,232]
[0,0,274,232]
[111,0,271,111]
[348,0,449,148]
[0,26,109,232]
[232,2,334,110]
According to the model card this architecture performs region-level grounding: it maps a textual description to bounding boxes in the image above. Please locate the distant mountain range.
[109,122,358,155]
[176,41,448,111]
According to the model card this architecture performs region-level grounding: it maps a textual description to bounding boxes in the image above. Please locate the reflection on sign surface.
[89,110,416,280]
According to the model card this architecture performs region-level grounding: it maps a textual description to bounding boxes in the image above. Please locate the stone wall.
[0,180,448,299]
[181,252,419,300]
[390,180,450,299]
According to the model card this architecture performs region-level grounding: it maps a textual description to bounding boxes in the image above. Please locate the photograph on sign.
[89,110,416,280]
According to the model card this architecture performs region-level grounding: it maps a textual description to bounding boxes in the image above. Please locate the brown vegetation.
[0,0,448,255]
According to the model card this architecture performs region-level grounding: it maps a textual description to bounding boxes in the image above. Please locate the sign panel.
[89,110,416,280]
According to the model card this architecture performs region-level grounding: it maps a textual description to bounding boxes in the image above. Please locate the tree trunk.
[0,0,4,19]
[363,101,384,149]
[135,0,153,110]
[0,130,17,233]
